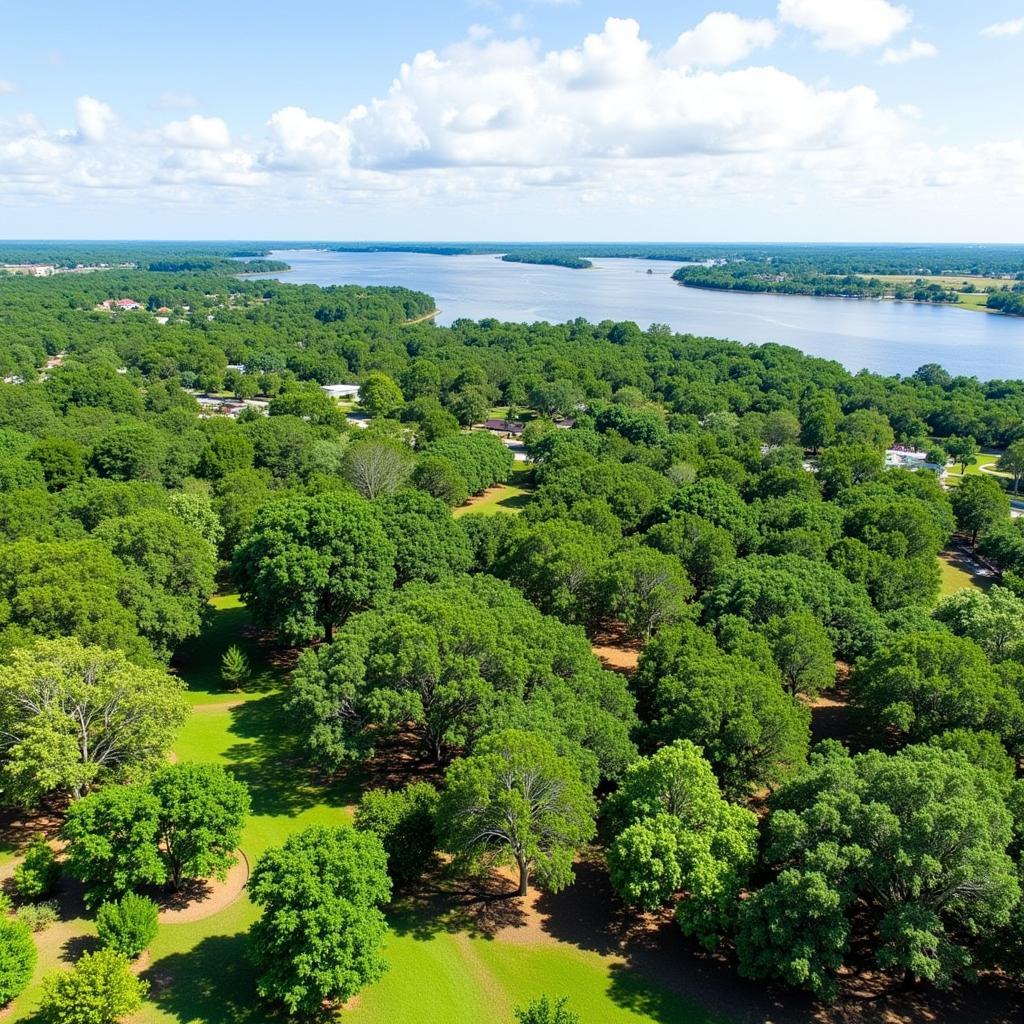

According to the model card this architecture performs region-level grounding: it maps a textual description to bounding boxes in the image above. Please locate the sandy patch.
[157,850,249,924]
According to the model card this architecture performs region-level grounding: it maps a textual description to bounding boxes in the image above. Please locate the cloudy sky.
[1,0,1022,240]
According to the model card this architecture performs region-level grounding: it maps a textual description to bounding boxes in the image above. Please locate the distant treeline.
[0,242,289,274]
[671,263,961,304]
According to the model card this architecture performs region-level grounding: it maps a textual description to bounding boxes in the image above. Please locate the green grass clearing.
[937,550,992,598]
[455,466,533,517]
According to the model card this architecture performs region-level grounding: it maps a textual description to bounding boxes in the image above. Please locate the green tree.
[374,489,472,584]
[762,410,801,449]
[0,638,188,804]
[997,438,1024,494]
[61,784,164,909]
[604,741,757,947]
[763,612,835,697]
[849,631,1022,745]
[946,435,980,474]
[514,996,581,1024]
[738,743,1020,997]
[800,393,841,452]
[952,473,1009,545]
[934,585,1024,662]
[232,493,396,643]
[354,782,440,887]
[411,455,469,507]
[0,918,36,1007]
[289,576,636,779]
[149,763,250,890]
[12,835,59,900]
[359,372,404,419]
[248,825,391,1018]
[439,730,596,897]
[40,948,145,1024]
[633,621,809,796]
[645,513,736,594]
[95,894,159,959]
[27,438,87,490]
[220,644,250,690]
[595,547,694,638]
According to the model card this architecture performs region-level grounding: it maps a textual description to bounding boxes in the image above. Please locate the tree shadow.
[388,868,528,942]
[61,933,101,963]
[218,692,360,817]
[143,933,262,1024]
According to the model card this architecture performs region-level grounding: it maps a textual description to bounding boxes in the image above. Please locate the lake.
[254,249,1024,379]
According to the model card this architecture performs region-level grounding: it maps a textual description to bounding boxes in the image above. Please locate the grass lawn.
[937,550,992,598]
[454,465,533,517]
[4,594,711,1024]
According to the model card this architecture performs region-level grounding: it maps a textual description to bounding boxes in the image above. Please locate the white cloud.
[160,114,231,149]
[0,80,16,96]
[262,106,352,171]
[881,37,937,63]
[778,0,911,51]
[666,12,777,67]
[1,16,1022,231]
[981,17,1024,37]
[74,96,116,143]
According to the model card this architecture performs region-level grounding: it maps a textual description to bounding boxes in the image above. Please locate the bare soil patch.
[156,850,249,924]
[590,620,643,673]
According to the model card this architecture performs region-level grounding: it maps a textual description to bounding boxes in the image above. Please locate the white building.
[321,383,361,400]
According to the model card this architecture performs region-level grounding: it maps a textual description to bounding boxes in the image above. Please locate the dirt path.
[189,699,245,715]
[157,850,249,924]
[402,308,441,326]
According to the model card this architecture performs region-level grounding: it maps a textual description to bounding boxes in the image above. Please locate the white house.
[321,383,361,400]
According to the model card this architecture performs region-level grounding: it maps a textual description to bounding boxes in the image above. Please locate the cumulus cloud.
[778,0,911,51]
[74,96,116,143]
[667,12,777,67]
[981,17,1024,37]
[0,15,1022,229]
[881,37,937,63]
[160,114,231,149]
[262,106,352,170]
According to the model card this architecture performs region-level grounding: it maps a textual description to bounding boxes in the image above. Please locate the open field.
[864,273,1018,291]
[454,465,533,517]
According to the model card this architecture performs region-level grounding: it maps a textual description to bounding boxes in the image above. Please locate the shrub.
[0,918,36,1006]
[13,835,60,901]
[514,995,581,1024]
[16,900,58,932]
[95,894,159,959]
[354,782,439,886]
[41,948,146,1024]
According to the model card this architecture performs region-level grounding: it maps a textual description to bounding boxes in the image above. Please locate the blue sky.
[1,0,1023,240]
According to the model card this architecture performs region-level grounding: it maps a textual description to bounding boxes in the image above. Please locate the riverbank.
[674,278,1018,316]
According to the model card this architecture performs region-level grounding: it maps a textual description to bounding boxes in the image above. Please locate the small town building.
[321,383,361,400]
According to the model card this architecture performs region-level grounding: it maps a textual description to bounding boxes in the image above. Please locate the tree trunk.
[323,620,335,643]
[516,854,529,897]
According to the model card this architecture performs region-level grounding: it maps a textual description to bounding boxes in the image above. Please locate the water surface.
[255,249,1024,378]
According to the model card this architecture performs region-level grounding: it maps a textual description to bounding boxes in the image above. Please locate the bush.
[16,901,58,932]
[95,894,159,959]
[514,995,581,1024]
[0,918,36,1006]
[13,835,60,901]
[354,782,439,886]
[41,948,146,1024]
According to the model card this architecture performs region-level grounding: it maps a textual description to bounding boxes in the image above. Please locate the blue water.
[253,249,1024,379]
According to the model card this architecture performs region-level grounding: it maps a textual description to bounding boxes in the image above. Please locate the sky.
[1,0,1023,241]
